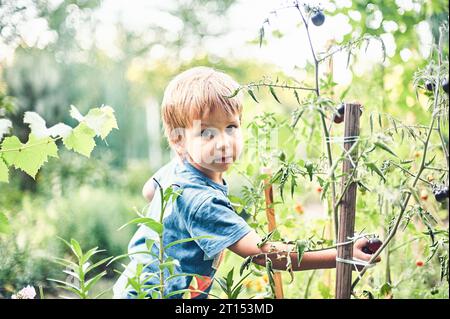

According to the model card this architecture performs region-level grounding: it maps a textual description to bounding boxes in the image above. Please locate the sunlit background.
[0,0,448,299]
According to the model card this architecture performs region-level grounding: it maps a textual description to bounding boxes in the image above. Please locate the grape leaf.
[0,118,12,139]
[1,134,58,178]
[0,157,8,182]
[63,123,96,157]
[85,106,118,139]
[47,123,73,138]
[70,105,85,122]
[70,105,118,140]
[24,112,72,138]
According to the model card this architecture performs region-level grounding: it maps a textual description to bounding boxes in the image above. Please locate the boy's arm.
[228,230,379,271]
[142,178,156,202]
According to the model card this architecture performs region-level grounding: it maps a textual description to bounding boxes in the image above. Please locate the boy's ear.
[168,127,186,156]
[171,134,186,157]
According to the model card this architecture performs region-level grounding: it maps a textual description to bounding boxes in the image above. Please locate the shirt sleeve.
[187,196,252,259]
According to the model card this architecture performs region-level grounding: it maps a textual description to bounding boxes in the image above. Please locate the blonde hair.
[161,66,243,145]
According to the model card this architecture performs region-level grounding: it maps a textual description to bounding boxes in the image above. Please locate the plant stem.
[383,199,392,285]
[296,4,338,242]
[304,270,317,298]
[389,161,433,186]
[154,180,165,299]
[246,82,316,92]
[437,114,449,172]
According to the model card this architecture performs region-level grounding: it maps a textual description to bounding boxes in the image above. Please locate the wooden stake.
[262,167,284,299]
[335,103,361,299]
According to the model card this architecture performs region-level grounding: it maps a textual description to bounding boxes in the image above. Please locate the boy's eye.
[201,128,216,139]
[225,125,238,135]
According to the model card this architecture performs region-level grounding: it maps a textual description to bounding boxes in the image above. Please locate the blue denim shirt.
[113,159,252,299]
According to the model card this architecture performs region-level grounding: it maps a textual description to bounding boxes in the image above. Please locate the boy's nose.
[215,132,232,151]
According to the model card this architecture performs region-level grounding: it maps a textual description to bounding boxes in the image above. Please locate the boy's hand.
[352,238,382,270]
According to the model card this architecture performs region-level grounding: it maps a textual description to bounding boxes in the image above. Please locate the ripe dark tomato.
[333,103,344,123]
[311,11,325,26]
[442,78,449,94]
[363,238,383,254]
[425,80,435,92]
[333,114,344,124]
[333,103,362,124]
[433,186,449,202]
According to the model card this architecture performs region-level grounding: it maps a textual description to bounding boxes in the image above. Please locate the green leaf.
[70,239,83,260]
[265,258,275,296]
[247,89,259,103]
[1,135,58,178]
[259,26,264,48]
[84,271,107,293]
[290,174,297,198]
[0,157,9,183]
[425,154,436,167]
[70,105,118,140]
[296,240,308,267]
[118,217,163,235]
[269,86,281,104]
[146,239,156,251]
[47,278,81,293]
[230,271,252,297]
[291,109,304,129]
[215,277,229,294]
[159,258,179,276]
[85,256,113,274]
[231,285,244,299]
[226,268,234,290]
[226,89,239,99]
[81,247,101,264]
[369,113,374,134]
[52,256,79,270]
[240,256,253,276]
[366,162,386,182]
[63,122,96,157]
[84,106,118,139]
[126,277,140,292]
[257,229,277,248]
[293,90,301,105]
[374,141,398,158]
[62,269,81,281]
[305,161,314,181]
[0,212,10,234]
[379,282,392,297]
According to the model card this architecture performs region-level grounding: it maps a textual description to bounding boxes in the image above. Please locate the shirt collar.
[182,159,228,195]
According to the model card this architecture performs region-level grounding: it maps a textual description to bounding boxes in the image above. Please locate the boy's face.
[180,108,243,176]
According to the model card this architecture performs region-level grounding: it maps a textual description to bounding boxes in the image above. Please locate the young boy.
[113,66,380,299]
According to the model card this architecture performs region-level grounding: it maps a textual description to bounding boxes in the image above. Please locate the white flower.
[11,285,37,299]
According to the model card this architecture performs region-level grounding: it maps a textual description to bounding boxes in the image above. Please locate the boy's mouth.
[213,156,234,163]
